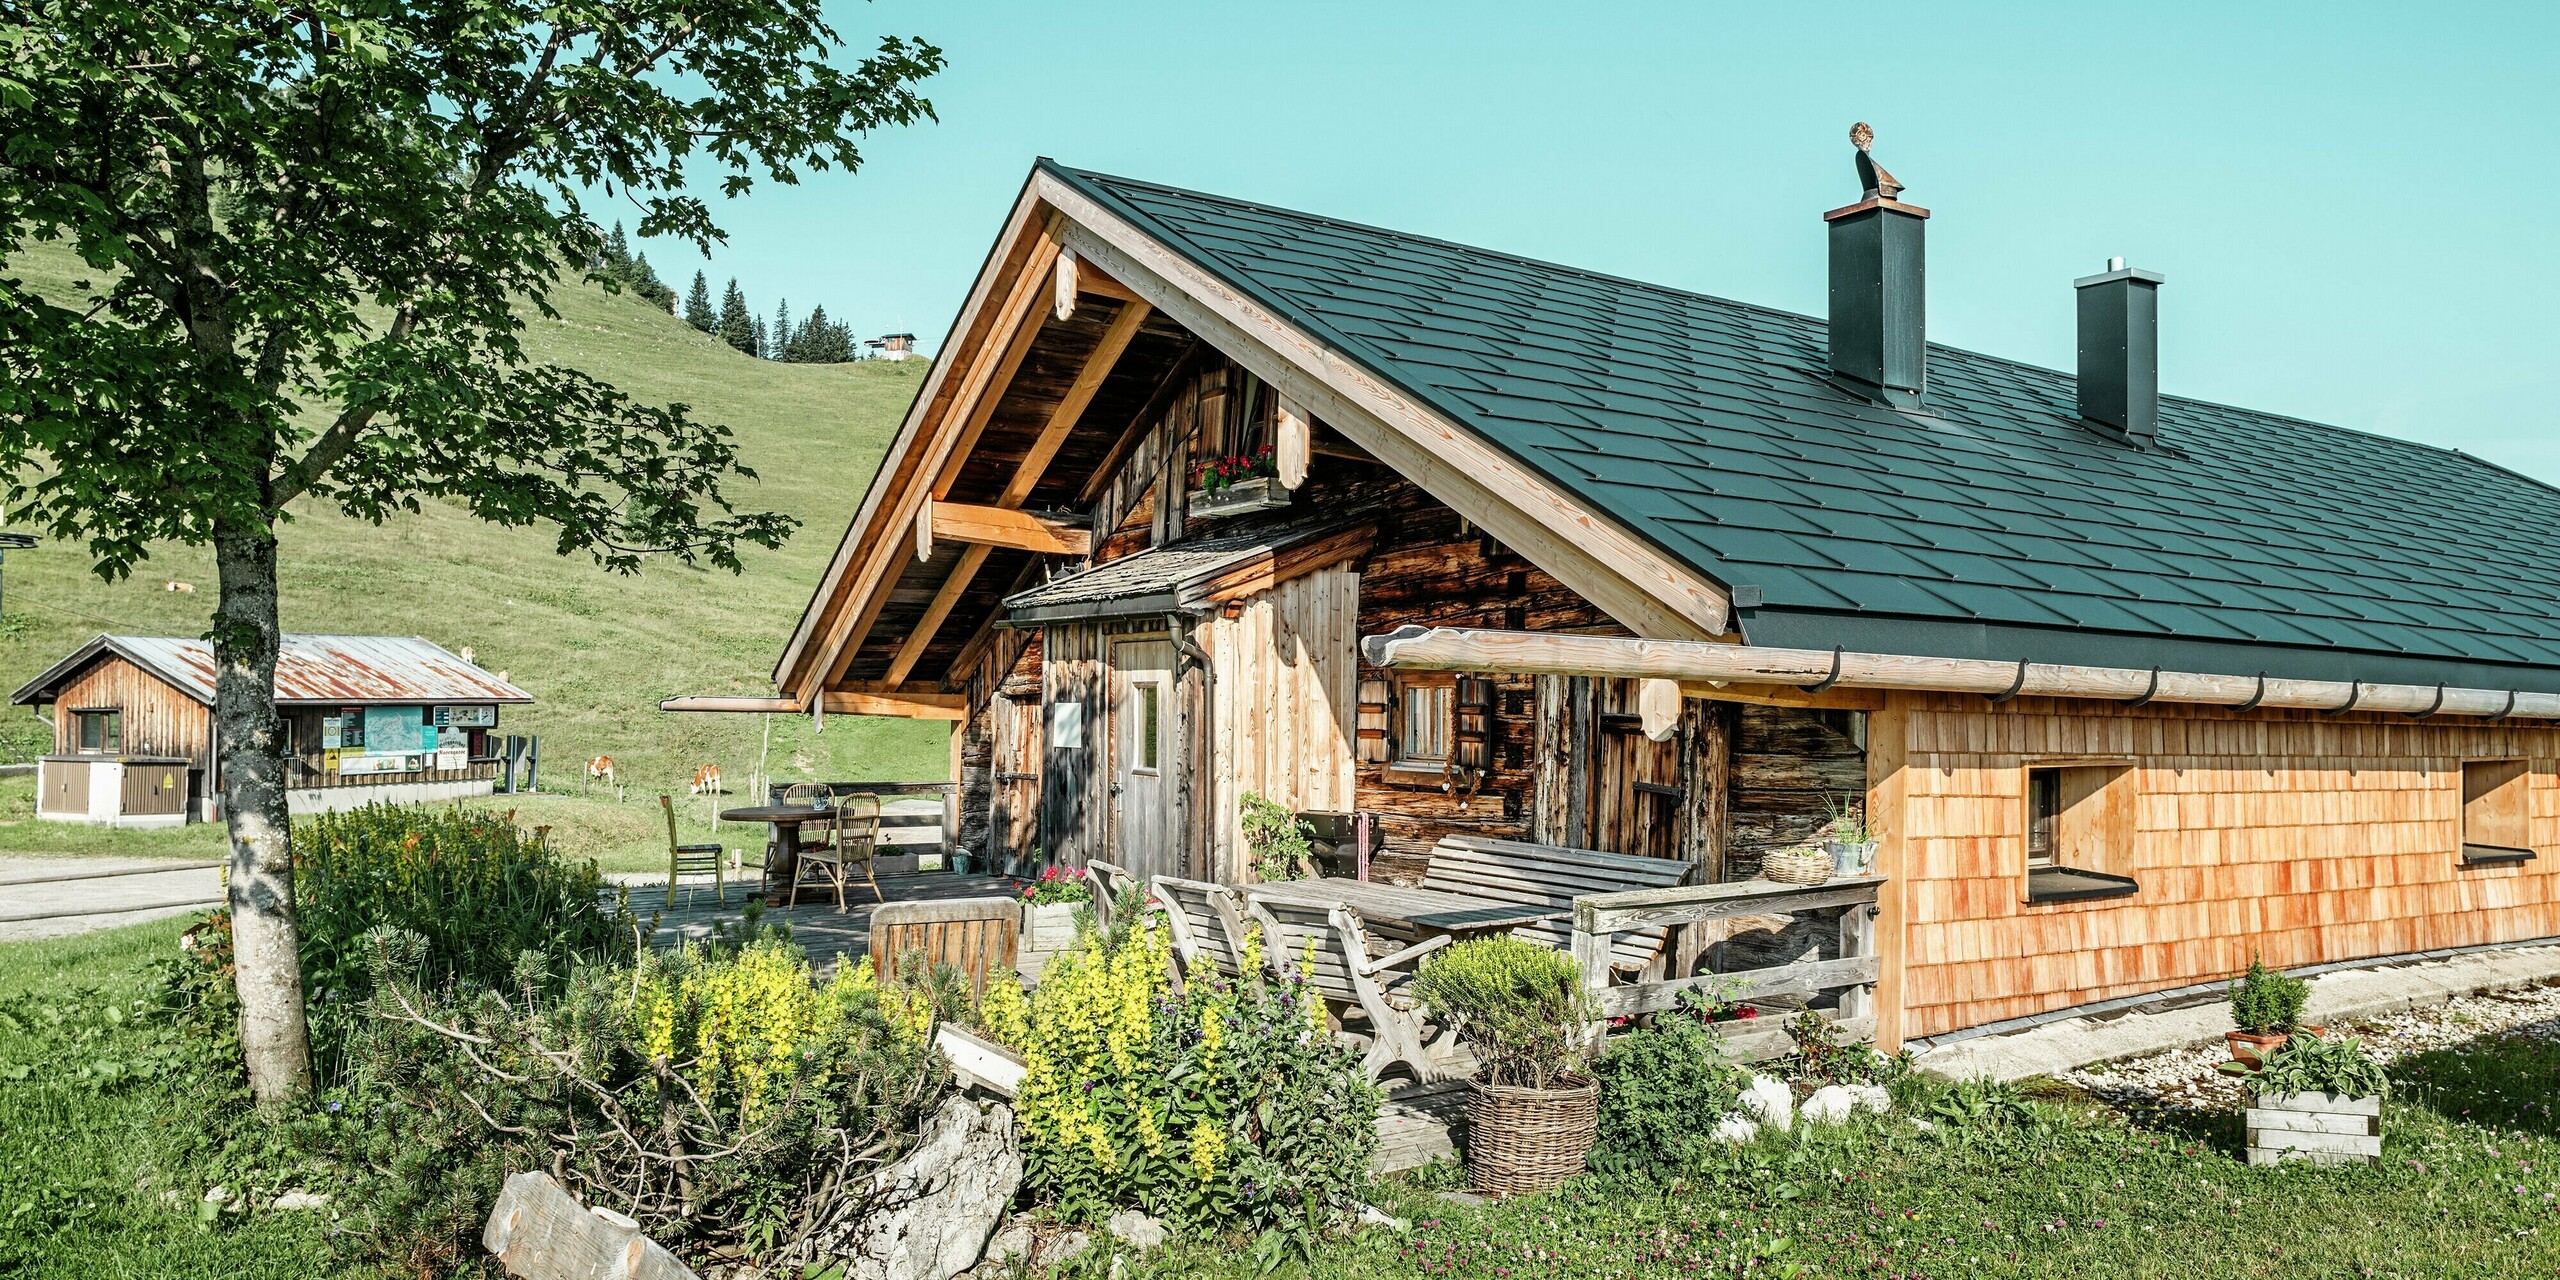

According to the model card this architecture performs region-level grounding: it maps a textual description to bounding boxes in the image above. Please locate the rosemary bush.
[2228,956,2310,1036]
[1410,936,1595,1089]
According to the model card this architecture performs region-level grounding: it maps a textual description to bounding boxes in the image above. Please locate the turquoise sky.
[655,1,2560,482]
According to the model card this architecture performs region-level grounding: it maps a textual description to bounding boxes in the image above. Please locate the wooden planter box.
[1187,476,1291,520]
[2245,1090,2381,1166]
[1023,901,1081,955]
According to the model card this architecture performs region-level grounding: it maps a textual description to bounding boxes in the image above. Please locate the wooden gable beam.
[810,226,1064,696]
[1197,523,1380,605]
[917,498,1093,559]
[882,296,1155,688]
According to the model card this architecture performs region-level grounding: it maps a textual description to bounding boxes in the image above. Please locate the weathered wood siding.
[48,656,210,762]
[978,630,1044,865]
[1883,692,2560,1041]
[1039,619,1184,871]
[1204,565,1359,882]
[1729,706,1866,880]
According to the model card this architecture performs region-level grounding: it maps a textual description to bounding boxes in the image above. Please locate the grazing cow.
[164,580,196,593]
[585,755,616,789]
[689,764,723,795]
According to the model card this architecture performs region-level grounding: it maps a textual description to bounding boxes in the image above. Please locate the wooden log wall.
[48,657,210,762]
[1885,691,2560,1042]
[1728,707,1867,880]
[1204,565,1359,883]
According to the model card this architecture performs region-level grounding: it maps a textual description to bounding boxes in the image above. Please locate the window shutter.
[1453,676,1497,772]
[1356,678,1391,763]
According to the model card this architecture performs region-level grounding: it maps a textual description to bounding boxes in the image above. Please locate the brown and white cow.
[689,764,722,795]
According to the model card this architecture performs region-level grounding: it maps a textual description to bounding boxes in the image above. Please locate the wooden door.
[1110,638,1177,879]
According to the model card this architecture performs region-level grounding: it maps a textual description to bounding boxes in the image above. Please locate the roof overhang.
[769,160,1738,708]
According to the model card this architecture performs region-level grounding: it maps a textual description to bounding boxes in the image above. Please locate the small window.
[2462,759,2535,865]
[2024,763,2139,903]
[76,710,121,755]
[1400,680,1453,764]
[1137,683,1162,772]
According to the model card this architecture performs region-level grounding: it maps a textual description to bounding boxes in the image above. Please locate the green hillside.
[0,245,943,866]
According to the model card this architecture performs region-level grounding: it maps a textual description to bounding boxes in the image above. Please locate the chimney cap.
[1849,121,1907,202]
[2074,262,2165,289]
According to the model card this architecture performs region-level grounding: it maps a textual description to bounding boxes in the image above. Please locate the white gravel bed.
[2059,979,2560,1113]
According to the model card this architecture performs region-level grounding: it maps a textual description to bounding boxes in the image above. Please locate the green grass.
[0,918,355,1279]
[0,244,946,828]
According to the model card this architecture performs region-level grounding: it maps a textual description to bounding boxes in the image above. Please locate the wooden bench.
[1245,897,1454,1084]
[868,897,1019,998]
[1420,835,1695,979]
[1149,875,1253,981]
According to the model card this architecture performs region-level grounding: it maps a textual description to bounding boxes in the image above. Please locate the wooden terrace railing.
[1571,874,1883,1061]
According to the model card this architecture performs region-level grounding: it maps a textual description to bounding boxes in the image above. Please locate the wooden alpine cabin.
[677,134,2560,1049]
[15,633,531,824]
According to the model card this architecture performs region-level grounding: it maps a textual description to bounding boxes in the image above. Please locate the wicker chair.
[659,795,725,908]
[831,792,885,906]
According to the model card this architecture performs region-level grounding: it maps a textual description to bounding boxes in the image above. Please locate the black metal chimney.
[1826,122,1929,409]
[2074,257,2164,442]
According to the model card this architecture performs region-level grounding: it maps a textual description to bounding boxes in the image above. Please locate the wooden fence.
[1570,874,1883,1061]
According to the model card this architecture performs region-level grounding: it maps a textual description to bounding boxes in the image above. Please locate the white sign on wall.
[1049,701,1084,750]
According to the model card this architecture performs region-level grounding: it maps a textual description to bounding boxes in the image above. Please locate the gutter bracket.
[2323,683,2364,717]
[2122,666,2162,708]
[2489,689,2520,723]
[1987,658,2031,704]
[2235,673,2269,713]
[2411,683,2446,720]
[1804,645,1847,694]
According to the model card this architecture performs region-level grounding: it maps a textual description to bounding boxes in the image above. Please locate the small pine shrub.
[1239,792,1316,881]
[2228,955,2310,1035]
[1410,936,1595,1089]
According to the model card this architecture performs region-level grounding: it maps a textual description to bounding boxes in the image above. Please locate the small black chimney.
[1826,123,1929,409]
[2074,257,2164,442]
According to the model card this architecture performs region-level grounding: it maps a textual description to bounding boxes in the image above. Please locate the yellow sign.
[324,748,341,773]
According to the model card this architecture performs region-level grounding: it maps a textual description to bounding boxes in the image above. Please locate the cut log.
[482,1171,697,1280]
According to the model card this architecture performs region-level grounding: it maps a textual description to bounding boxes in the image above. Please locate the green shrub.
[1918,1075,2039,1129]
[994,920,1377,1252]
[1589,993,1748,1175]
[1239,792,1316,882]
[328,931,947,1274]
[2254,1031,2389,1100]
[2227,955,2309,1035]
[169,804,632,1078]
[1782,1009,1906,1088]
[1410,936,1595,1089]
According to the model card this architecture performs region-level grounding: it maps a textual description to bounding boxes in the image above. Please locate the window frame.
[1383,673,1457,782]
[74,708,121,755]
[2460,757,2537,866]
[2020,758,2139,905]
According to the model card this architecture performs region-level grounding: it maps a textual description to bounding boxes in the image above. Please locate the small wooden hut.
[13,633,531,825]
[674,147,2560,1047]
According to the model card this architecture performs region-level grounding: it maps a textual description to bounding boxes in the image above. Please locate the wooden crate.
[2245,1090,2381,1167]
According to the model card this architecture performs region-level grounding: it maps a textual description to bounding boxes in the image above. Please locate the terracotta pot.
[1464,1074,1599,1197]
[2227,1025,2326,1068]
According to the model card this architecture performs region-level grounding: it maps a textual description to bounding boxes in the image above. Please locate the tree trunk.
[214,522,309,1102]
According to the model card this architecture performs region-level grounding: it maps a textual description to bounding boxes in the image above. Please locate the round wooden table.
[717,803,835,905]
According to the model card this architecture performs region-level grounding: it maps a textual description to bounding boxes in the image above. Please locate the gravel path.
[2060,980,2560,1113]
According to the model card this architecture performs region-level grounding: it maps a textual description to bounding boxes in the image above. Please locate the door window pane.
[1138,684,1161,771]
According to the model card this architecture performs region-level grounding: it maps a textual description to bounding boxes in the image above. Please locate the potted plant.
[1411,936,1600,1196]
[1186,446,1290,519]
[2243,1032,2387,1166]
[2225,955,2311,1068]
[1018,864,1091,953]
[1821,792,1879,875]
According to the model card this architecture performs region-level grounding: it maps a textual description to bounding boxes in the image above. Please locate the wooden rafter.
[883,296,1156,687]
[919,498,1093,559]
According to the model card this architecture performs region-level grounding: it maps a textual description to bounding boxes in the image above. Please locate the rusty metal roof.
[10,634,534,707]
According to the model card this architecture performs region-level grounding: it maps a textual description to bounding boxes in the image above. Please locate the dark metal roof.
[1044,162,2560,690]
[10,634,534,707]
[1003,518,1356,624]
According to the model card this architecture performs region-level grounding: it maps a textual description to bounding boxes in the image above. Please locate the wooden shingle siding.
[1888,691,2560,1040]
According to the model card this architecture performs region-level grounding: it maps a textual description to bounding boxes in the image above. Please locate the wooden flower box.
[2245,1090,2381,1166]
[1187,476,1291,520]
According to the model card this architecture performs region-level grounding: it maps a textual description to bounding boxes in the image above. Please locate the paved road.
[0,856,223,944]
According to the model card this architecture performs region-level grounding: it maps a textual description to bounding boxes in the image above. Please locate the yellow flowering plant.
[992,917,1379,1243]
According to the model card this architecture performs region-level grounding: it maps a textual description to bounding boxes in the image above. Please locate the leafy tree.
[0,0,939,1101]
[718,278,758,355]
[685,272,716,333]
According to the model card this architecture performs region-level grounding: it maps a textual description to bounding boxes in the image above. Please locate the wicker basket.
[1464,1075,1599,1196]
[1762,848,1834,886]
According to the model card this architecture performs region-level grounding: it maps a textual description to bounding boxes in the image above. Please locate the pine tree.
[716,277,756,354]
[770,298,792,361]
[604,221,633,276]
[796,305,854,362]
[626,252,676,311]
[750,315,768,358]
[684,271,714,332]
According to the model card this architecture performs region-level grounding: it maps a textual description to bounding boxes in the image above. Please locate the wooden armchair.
[1246,897,1453,1084]
[1083,859,1133,933]
[659,795,725,908]
[1149,875,1253,981]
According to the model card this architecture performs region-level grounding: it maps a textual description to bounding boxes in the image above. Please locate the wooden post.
[1835,902,1876,1022]
[1865,693,1910,1052]
[1570,899,1611,1045]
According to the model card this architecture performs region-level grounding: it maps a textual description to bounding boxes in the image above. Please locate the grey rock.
[980,1215,1036,1266]
[1105,1210,1166,1250]
[270,1190,330,1212]
[844,1099,1024,1280]
[1034,1230,1090,1269]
